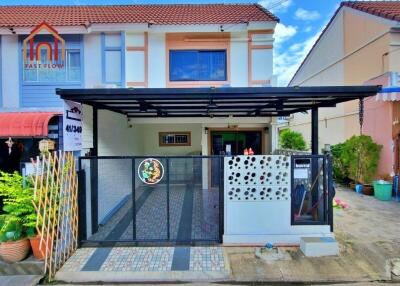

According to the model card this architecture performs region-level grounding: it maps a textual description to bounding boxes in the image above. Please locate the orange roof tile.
[342,1,400,21]
[0,4,278,27]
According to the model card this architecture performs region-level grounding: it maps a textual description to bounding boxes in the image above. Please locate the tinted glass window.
[169,50,226,81]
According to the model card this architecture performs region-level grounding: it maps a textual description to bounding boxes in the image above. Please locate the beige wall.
[139,123,203,156]
[287,6,396,151]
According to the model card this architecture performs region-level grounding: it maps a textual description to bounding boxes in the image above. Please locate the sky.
[1,0,343,86]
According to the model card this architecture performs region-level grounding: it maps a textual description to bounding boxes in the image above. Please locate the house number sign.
[138,158,164,185]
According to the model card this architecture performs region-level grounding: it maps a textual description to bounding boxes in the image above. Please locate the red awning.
[0,112,61,138]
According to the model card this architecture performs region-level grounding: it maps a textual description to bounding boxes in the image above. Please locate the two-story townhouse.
[287,1,400,176]
[0,4,278,171]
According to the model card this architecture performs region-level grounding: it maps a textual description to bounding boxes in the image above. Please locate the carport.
[56,85,380,245]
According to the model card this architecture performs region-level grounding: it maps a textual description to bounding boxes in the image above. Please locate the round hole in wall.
[236,157,241,162]
[228,191,233,195]
[267,172,272,177]
[260,160,264,165]
[267,157,272,162]
[244,191,249,195]
[228,160,233,165]
[236,173,241,177]
[260,191,265,195]
[260,175,265,180]
[267,188,272,193]
[236,188,240,193]
[251,173,256,177]
[251,188,256,193]
[251,157,256,162]
[276,160,280,165]
[276,191,281,196]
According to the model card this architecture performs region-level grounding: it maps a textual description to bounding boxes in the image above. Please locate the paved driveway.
[227,187,400,283]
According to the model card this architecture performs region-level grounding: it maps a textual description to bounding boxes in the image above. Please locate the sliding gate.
[77,156,223,246]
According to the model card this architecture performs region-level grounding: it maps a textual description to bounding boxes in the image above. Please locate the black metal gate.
[77,156,223,246]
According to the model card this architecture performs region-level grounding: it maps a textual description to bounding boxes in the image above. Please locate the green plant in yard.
[331,142,350,183]
[0,172,36,242]
[341,135,382,184]
[279,129,308,151]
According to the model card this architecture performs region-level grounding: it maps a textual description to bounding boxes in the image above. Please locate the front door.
[210,130,263,156]
[210,130,263,187]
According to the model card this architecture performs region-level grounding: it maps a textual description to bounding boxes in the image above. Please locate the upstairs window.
[169,50,227,81]
[23,49,81,83]
[102,33,123,85]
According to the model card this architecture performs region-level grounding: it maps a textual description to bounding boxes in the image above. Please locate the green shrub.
[0,172,36,241]
[279,129,308,151]
[341,135,382,184]
[331,143,350,184]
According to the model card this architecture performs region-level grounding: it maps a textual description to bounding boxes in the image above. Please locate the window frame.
[22,48,82,84]
[169,49,227,82]
[159,132,192,147]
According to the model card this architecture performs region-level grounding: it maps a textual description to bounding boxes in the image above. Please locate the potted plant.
[341,135,382,195]
[0,216,30,263]
[0,171,39,262]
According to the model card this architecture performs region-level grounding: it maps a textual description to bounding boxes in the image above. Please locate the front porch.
[57,86,379,247]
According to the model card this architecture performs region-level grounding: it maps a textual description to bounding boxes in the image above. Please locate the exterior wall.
[20,34,83,108]
[288,8,346,149]
[287,7,397,155]
[290,9,345,86]
[148,33,166,88]
[230,32,248,87]
[363,97,393,176]
[84,34,102,88]
[139,123,202,156]
[247,30,274,86]
[98,109,143,156]
[1,35,20,109]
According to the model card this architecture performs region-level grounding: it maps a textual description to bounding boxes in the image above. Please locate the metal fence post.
[90,158,98,234]
[218,156,224,243]
[166,157,170,241]
[132,158,136,240]
[327,155,334,232]
[77,169,87,245]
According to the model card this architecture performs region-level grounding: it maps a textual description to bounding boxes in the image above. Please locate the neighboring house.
[0,4,278,165]
[287,1,400,176]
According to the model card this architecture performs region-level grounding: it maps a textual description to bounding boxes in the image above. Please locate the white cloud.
[295,8,321,21]
[274,28,323,86]
[258,0,293,13]
[304,26,313,33]
[274,23,297,45]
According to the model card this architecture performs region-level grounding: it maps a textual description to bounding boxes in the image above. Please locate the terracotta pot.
[29,235,48,260]
[0,238,30,263]
[362,184,374,196]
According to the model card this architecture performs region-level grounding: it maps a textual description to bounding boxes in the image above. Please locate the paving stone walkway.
[55,246,229,283]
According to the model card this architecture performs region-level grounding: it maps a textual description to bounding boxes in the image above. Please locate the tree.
[279,129,308,151]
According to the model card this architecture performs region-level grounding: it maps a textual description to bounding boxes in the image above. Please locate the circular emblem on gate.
[138,158,164,185]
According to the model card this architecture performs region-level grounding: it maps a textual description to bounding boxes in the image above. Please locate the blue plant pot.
[355,184,363,194]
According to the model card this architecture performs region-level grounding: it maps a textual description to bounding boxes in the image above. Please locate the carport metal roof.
[56,86,380,118]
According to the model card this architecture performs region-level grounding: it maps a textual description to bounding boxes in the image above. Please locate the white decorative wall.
[224,155,332,244]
